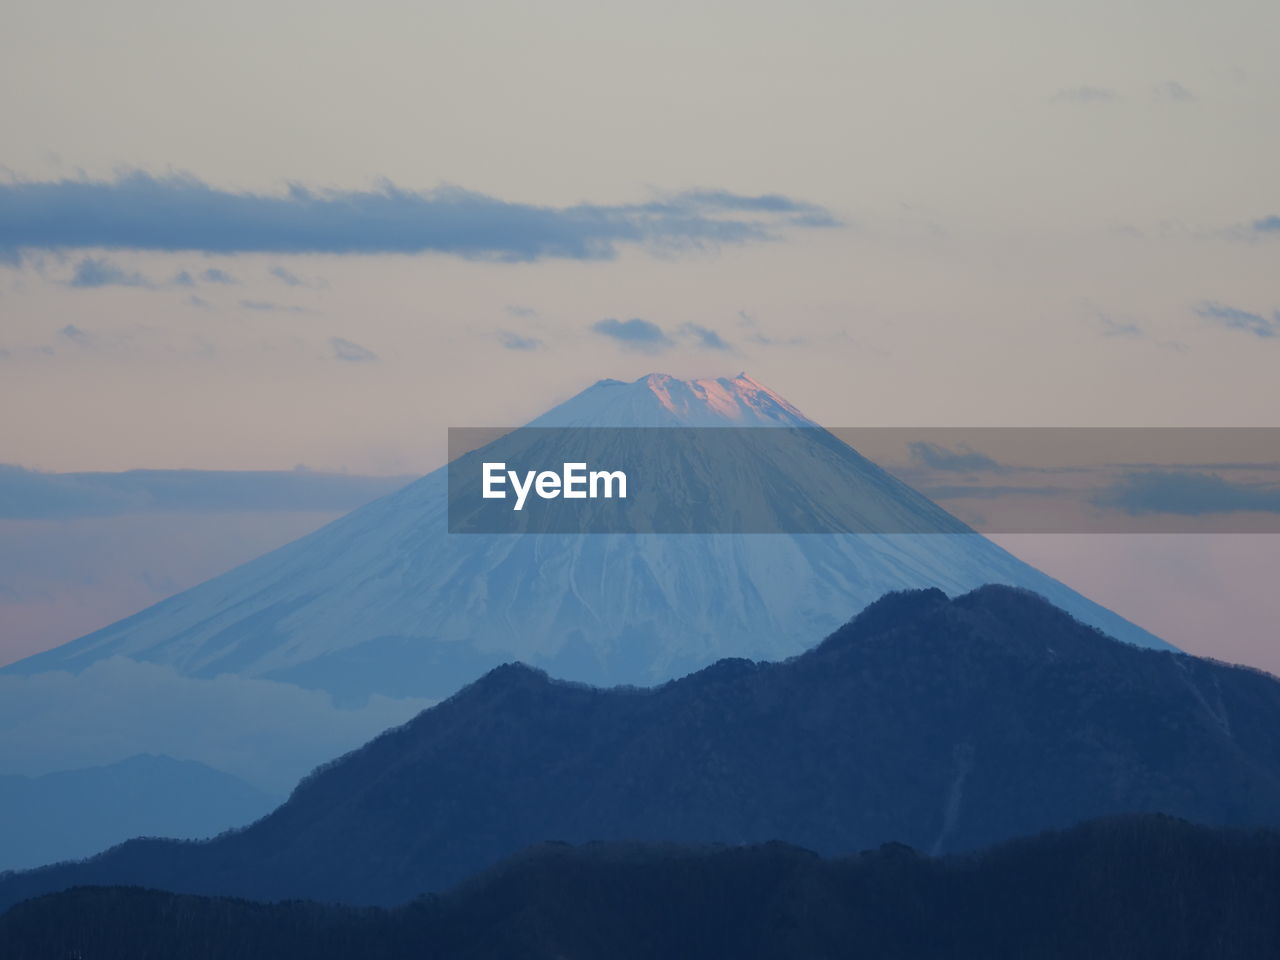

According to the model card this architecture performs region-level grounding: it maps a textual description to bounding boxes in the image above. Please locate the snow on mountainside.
[528,373,810,427]
[5,373,1172,700]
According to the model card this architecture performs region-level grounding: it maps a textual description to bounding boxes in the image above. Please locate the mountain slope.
[0,755,277,872]
[1,586,1275,910]
[5,816,1280,960]
[5,373,1169,700]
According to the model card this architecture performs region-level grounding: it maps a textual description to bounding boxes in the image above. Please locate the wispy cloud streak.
[0,172,840,262]
[1197,301,1280,338]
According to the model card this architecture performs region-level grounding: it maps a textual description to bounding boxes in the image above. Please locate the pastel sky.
[2,0,1278,668]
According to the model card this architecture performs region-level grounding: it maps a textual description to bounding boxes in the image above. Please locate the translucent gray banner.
[447,427,1280,534]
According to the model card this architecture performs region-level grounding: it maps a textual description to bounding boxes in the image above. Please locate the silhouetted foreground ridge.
[4,816,1280,959]
[4,585,1280,911]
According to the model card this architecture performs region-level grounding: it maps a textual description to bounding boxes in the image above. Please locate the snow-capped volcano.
[6,373,1171,700]
[528,373,811,427]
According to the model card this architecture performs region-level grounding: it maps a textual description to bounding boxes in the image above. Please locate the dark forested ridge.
[6,585,1280,911]
[4,816,1280,960]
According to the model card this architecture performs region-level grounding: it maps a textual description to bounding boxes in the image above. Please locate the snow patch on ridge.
[532,372,811,428]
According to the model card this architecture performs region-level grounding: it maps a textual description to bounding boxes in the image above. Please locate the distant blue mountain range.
[0,755,278,871]
[0,465,413,519]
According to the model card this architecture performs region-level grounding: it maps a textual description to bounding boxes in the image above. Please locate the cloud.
[736,310,805,347]
[0,172,839,262]
[0,464,412,519]
[747,332,805,346]
[915,483,1067,501]
[1153,80,1194,102]
[673,189,813,213]
[58,323,95,346]
[1099,314,1142,338]
[0,658,428,792]
[1196,301,1280,338]
[679,322,732,350]
[592,317,674,353]
[907,441,1004,473]
[496,306,545,351]
[1051,86,1119,104]
[268,265,323,288]
[1253,216,1280,233]
[67,257,150,289]
[671,190,842,228]
[1080,304,1184,351]
[239,299,305,313]
[1093,471,1280,516]
[330,336,379,362]
[0,345,55,361]
[68,257,241,292]
[57,323,130,353]
[496,330,543,351]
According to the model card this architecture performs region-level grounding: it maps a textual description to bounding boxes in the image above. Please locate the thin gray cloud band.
[0,173,840,262]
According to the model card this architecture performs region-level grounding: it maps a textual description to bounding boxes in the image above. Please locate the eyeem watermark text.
[482,462,628,511]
